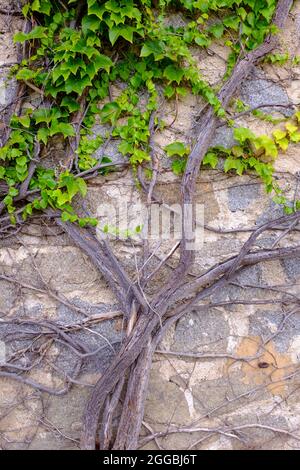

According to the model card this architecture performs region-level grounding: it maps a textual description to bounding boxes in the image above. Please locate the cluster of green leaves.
[166,111,300,213]
[264,52,289,66]
[0,0,292,227]
[23,169,98,228]
[164,141,190,175]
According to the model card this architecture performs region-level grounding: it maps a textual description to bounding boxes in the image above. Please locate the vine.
[166,110,300,213]
[0,0,292,231]
[0,0,298,452]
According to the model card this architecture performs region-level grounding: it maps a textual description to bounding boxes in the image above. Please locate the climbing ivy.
[167,111,300,213]
[0,0,298,228]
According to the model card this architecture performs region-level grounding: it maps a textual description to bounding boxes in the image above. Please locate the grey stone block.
[240,77,293,117]
[228,184,260,212]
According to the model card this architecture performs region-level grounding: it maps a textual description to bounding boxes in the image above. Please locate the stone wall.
[0,2,300,450]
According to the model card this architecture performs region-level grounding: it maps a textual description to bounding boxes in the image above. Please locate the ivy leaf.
[140,40,165,61]
[16,156,27,167]
[273,129,287,141]
[223,15,239,31]
[233,127,255,144]
[209,23,224,39]
[172,159,186,175]
[203,152,218,168]
[254,136,278,159]
[195,34,210,47]
[130,149,150,164]
[56,190,70,207]
[176,87,187,97]
[50,122,75,138]
[16,68,36,81]
[65,179,79,199]
[38,170,56,189]
[18,115,31,128]
[93,54,113,73]
[286,122,298,134]
[109,26,134,46]
[88,1,105,19]
[276,138,289,151]
[32,0,52,16]
[82,15,101,35]
[165,142,189,157]
[32,108,53,124]
[14,26,47,43]
[61,96,80,113]
[65,76,92,95]
[290,132,300,143]
[224,157,245,176]
[77,178,87,197]
[100,102,121,124]
[164,85,175,99]
[3,195,13,206]
[163,65,185,85]
[37,127,49,145]
[8,187,19,197]
[118,141,134,156]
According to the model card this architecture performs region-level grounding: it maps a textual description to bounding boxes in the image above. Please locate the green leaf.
[93,54,113,73]
[56,190,70,206]
[37,127,49,145]
[82,15,101,35]
[163,65,185,85]
[109,26,134,46]
[16,156,27,167]
[38,170,56,189]
[34,0,52,16]
[286,122,298,134]
[224,157,245,176]
[100,102,121,124]
[18,115,31,128]
[223,15,239,31]
[16,68,36,81]
[172,158,186,175]
[194,34,210,47]
[164,85,175,99]
[290,132,300,143]
[203,152,218,168]
[14,26,47,43]
[254,136,278,159]
[32,108,52,124]
[50,122,75,138]
[8,187,19,197]
[3,195,13,206]
[165,142,189,157]
[273,129,287,141]
[140,41,165,61]
[209,23,224,39]
[118,141,133,156]
[77,178,87,197]
[276,137,289,151]
[61,96,80,113]
[233,127,255,144]
[130,149,150,164]
[65,75,91,95]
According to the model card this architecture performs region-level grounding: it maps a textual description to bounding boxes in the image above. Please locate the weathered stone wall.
[0,2,300,450]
